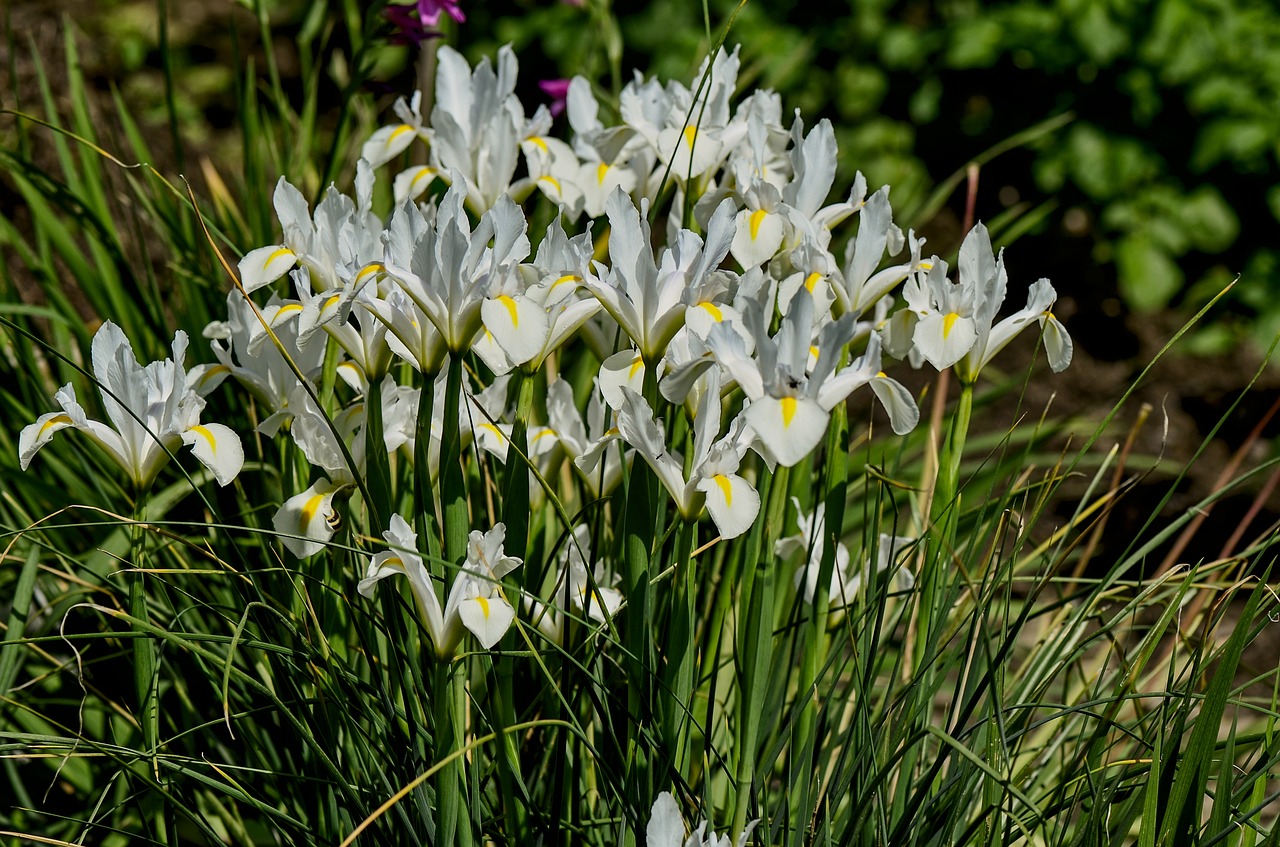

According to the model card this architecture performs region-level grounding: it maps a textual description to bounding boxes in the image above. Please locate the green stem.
[662,517,698,781]
[731,464,790,842]
[440,355,468,566]
[435,658,473,847]
[413,370,442,568]
[789,402,849,840]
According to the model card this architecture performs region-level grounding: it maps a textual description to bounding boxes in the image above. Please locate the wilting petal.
[181,422,244,486]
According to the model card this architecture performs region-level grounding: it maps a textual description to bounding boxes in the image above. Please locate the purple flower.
[539,78,572,118]
[417,0,465,27]
[382,5,441,46]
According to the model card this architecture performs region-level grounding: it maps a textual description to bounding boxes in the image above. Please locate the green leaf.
[1116,233,1184,312]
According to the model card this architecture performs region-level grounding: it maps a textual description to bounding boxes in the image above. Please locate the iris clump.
[6,17,1273,847]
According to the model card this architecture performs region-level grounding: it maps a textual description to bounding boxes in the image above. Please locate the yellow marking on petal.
[532,428,559,442]
[189,424,218,454]
[809,345,820,360]
[480,423,507,443]
[1047,310,1057,319]
[552,274,581,289]
[804,272,822,292]
[596,162,610,184]
[411,167,437,187]
[323,295,343,312]
[299,494,325,531]
[266,247,295,266]
[528,136,548,153]
[683,126,698,148]
[357,263,385,284]
[876,370,887,379]
[628,356,644,379]
[275,304,303,318]
[698,301,724,321]
[713,474,733,506]
[475,596,491,618]
[538,175,562,192]
[39,414,72,437]
[382,556,404,568]
[780,396,798,427]
[942,312,960,339]
[389,124,416,143]
[920,261,933,270]
[496,295,520,327]
[749,209,768,240]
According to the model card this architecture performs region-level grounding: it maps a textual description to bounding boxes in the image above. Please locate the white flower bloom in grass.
[623,47,742,186]
[564,76,647,218]
[707,288,919,468]
[647,791,757,847]
[553,379,628,497]
[902,223,1072,382]
[239,165,382,294]
[429,45,528,213]
[615,376,759,540]
[776,497,915,605]
[192,292,327,437]
[359,516,522,659]
[528,525,624,644]
[383,177,531,356]
[579,187,736,363]
[20,321,243,491]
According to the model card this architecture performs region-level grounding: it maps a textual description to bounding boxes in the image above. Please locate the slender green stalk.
[731,464,789,842]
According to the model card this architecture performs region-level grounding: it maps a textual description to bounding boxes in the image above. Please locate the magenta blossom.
[418,0,465,27]
[538,78,572,118]
[383,5,441,46]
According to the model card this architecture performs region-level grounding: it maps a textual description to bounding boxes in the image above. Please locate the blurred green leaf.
[1116,233,1184,311]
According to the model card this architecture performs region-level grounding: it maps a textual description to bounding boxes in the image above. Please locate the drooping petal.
[1041,312,1073,372]
[181,422,245,486]
[457,593,516,650]
[18,407,76,470]
[743,395,828,467]
[730,207,786,269]
[273,479,343,558]
[913,311,977,371]
[696,472,760,539]
[361,122,422,169]
[869,375,920,435]
[239,245,298,294]
[481,294,550,366]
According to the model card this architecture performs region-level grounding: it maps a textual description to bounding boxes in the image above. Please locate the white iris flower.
[359,516,522,659]
[20,321,243,491]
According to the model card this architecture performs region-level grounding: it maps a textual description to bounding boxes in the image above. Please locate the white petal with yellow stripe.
[180,422,245,487]
[743,394,829,468]
[238,245,298,294]
[273,479,345,559]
